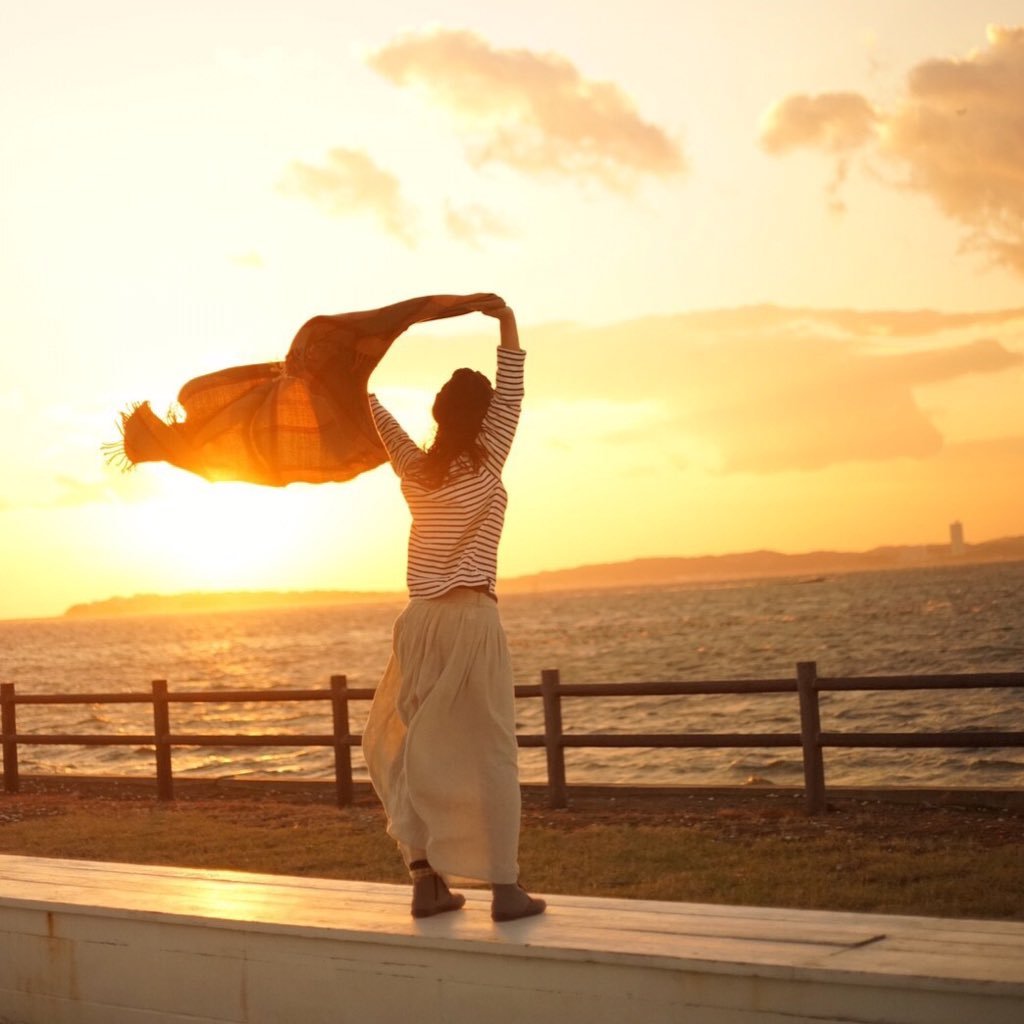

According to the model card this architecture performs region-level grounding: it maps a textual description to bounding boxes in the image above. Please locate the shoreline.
[3,544,1018,623]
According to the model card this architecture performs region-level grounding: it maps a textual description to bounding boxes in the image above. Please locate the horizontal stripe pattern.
[370,347,526,598]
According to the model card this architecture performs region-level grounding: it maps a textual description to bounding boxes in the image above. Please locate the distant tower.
[950,521,965,557]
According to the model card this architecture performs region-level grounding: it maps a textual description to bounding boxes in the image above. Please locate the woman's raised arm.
[483,304,520,350]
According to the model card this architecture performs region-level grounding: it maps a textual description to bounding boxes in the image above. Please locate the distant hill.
[63,589,404,619]
[62,535,1024,619]
[500,535,1024,593]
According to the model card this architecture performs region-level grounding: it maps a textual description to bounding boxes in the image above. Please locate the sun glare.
[115,464,410,598]
[127,472,307,590]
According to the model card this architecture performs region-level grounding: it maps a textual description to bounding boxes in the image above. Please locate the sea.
[1,561,1022,790]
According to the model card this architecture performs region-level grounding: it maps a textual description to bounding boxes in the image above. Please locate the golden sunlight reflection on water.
[2,562,1022,788]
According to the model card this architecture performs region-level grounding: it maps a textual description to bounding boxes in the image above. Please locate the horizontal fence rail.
[2,663,1023,813]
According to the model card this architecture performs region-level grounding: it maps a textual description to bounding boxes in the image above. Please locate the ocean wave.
[2,561,1023,788]
[968,757,1024,771]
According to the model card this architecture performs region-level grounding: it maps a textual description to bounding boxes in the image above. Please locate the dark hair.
[415,368,493,489]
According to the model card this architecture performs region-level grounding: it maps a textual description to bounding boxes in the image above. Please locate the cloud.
[760,92,879,211]
[368,28,685,187]
[679,336,1021,473]
[230,251,264,269]
[890,336,1022,383]
[279,148,417,245]
[760,92,879,154]
[760,25,1024,272]
[51,475,125,507]
[885,25,1024,271]
[593,303,1024,340]
[524,305,1024,474]
[444,201,515,246]
[0,472,153,512]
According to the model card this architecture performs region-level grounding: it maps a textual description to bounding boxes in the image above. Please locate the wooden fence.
[2,663,1023,814]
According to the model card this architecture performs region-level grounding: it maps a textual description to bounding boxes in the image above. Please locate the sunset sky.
[2,1,1023,620]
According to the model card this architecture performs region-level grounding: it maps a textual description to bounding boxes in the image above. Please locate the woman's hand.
[463,293,507,315]
[484,304,519,349]
[443,293,518,346]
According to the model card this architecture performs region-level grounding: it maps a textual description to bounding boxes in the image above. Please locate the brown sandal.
[410,860,466,919]
[491,884,546,922]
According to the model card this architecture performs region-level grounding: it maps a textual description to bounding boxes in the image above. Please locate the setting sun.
[121,476,303,588]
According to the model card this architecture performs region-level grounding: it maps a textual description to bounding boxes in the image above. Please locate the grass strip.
[1,783,1021,920]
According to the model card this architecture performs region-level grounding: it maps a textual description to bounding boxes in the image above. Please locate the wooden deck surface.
[0,854,1022,1023]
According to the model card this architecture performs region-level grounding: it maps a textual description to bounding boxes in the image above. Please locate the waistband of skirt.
[417,584,497,604]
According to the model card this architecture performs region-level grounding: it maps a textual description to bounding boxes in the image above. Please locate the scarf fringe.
[100,402,144,472]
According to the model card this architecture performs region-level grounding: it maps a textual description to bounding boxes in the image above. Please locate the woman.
[362,293,546,923]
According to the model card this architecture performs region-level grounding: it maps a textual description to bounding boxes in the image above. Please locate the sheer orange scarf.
[107,294,497,487]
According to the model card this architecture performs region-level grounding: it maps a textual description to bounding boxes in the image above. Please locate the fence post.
[1,682,19,794]
[152,679,174,801]
[540,668,568,809]
[797,661,827,814]
[330,675,353,808]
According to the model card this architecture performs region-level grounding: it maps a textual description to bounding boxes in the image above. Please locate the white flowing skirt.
[362,588,521,883]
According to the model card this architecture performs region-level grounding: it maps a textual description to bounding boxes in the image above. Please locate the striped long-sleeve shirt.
[369,347,526,599]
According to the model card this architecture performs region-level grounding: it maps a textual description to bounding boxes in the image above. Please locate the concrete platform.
[0,854,1021,1023]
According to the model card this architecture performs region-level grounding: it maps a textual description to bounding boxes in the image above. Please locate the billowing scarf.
[107,294,497,486]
